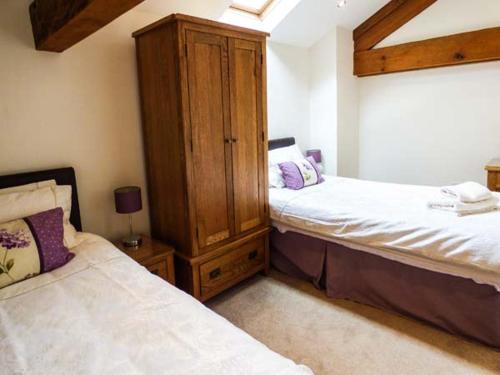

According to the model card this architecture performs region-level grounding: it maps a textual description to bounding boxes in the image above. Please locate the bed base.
[271,229,500,349]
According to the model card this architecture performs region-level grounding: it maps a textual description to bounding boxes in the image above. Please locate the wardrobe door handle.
[248,250,258,260]
[232,138,238,143]
[225,138,232,144]
[209,268,221,279]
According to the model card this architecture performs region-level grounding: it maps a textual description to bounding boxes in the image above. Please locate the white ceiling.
[137,0,389,48]
[270,0,388,47]
[137,0,231,20]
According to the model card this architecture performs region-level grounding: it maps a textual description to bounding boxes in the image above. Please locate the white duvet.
[0,233,312,375]
[270,176,500,290]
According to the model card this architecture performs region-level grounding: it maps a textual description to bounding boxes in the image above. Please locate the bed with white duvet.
[267,137,500,348]
[270,175,500,291]
[0,232,312,375]
[0,167,312,375]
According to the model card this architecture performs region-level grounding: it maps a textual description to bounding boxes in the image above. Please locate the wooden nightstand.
[115,235,175,285]
[485,158,500,192]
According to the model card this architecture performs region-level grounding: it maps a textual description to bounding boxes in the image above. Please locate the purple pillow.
[0,207,75,289]
[279,156,324,190]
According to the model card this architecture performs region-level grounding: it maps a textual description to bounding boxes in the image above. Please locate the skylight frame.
[230,0,276,17]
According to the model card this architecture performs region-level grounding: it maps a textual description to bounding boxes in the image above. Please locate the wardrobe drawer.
[200,237,265,299]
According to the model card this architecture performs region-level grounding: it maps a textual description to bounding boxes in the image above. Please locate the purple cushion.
[279,157,324,190]
[24,207,75,273]
[0,207,74,289]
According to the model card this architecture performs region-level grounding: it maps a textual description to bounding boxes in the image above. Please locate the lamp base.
[122,234,142,248]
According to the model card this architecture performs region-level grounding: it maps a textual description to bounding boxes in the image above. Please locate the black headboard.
[269,137,295,150]
[0,167,82,231]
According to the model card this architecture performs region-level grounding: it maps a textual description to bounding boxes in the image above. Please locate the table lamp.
[114,186,142,247]
[306,149,322,163]
[306,149,323,171]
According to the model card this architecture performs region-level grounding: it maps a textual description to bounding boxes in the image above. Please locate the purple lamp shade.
[114,186,142,214]
[306,149,322,163]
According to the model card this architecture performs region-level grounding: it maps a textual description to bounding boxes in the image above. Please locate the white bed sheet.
[0,233,312,375]
[270,176,500,291]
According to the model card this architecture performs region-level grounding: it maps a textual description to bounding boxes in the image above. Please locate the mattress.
[0,233,312,375]
[269,176,500,291]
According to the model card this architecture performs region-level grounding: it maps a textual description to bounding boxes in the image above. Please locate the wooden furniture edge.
[485,159,500,172]
[132,13,270,38]
[200,263,266,301]
[174,227,271,265]
[485,166,500,172]
[115,236,175,262]
[115,235,176,284]
[165,254,176,285]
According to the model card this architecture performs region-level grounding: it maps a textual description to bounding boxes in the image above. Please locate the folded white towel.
[428,197,498,216]
[441,181,492,203]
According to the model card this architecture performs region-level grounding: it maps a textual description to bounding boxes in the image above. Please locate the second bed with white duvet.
[270,176,500,291]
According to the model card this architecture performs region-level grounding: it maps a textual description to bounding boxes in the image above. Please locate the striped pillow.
[279,156,324,190]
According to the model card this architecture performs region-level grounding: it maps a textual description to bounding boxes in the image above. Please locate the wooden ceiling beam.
[30,0,145,52]
[353,0,437,52]
[354,0,407,42]
[354,27,500,77]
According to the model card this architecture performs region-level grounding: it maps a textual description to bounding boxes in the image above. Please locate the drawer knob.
[209,267,221,279]
[248,250,258,260]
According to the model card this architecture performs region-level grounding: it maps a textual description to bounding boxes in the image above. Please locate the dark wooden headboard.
[0,167,82,231]
[268,137,295,151]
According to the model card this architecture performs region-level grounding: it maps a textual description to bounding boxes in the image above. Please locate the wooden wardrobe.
[133,14,270,301]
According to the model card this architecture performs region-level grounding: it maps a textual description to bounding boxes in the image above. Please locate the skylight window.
[231,0,275,16]
[221,0,299,32]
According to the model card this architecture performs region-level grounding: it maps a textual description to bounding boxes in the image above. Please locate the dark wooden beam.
[353,0,437,51]
[30,0,145,52]
[354,27,500,77]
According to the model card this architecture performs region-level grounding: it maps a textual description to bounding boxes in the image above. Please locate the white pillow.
[0,185,79,248]
[51,185,79,249]
[0,179,56,195]
[268,144,304,167]
[268,145,303,188]
[269,165,285,189]
[0,187,56,223]
[52,185,72,223]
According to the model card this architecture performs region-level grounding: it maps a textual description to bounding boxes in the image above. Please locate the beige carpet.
[207,271,500,375]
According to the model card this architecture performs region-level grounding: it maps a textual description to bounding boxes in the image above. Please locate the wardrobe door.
[228,38,266,234]
[186,30,234,250]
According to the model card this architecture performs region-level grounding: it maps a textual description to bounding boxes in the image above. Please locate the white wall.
[267,42,311,151]
[358,0,500,186]
[307,26,359,177]
[336,27,358,178]
[0,1,165,240]
[309,29,338,174]
[268,26,359,176]
[358,63,500,186]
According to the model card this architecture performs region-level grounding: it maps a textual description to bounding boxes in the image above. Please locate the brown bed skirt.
[270,229,500,349]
